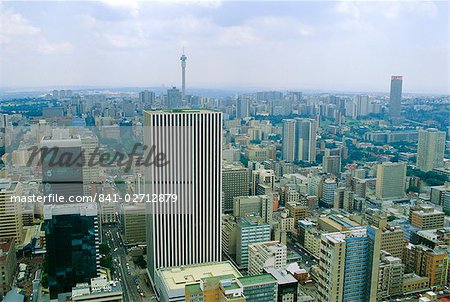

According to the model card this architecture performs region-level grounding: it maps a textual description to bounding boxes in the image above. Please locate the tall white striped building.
[144,110,222,284]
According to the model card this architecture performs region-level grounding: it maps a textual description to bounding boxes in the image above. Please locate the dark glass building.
[44,204,99,298]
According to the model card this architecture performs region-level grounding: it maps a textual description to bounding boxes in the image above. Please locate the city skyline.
[0,1,448,94]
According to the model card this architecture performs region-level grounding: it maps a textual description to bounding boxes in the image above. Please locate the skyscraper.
[44,203,99,298]
[236,97,250,119]
[144,110,222,284]
[317,226,381,302]
[295,118,317,163]
[180,52,187,101]
[222,163,249,213]
[166,86,182,108]
[40,130,84,200]
[375,162,406,199]
[389,76,403,123]
[416,128,446,171]
[282,119,296,162]
[139,90,155,109]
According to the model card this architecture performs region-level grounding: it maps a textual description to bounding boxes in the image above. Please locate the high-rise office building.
[354,95,370,117]
[251,168,275,195]
[44,203,100,298]
[317,226,381,302]
[321,178,338,208]
[282,119,296,162]
[323,151,341,176]
[121,204,146,246]
[375,162,406,199]
[222,163,249,213]
[295,118,317,163]
[236,98,250,119]
[40,130,84,200]
[233,195,273,223]
[416,128,446,172]
[144,110,222,283]
[389,76,403,123]
[236,218,271,269]
[0,179,23,245]
[81,135,99,186]
[248,241,287,276]
[139,90,155,109]
[166,87,182,108]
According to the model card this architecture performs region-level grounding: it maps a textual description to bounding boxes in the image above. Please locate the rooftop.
[264,267,297,285]
[156,261,241,292]
[238,273,277,286]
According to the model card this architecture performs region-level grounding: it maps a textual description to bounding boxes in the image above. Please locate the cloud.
[0,6,40,44]
[99,0,140,17]
[218,25,260,46]
[1,5,73,56]
[37,41,73,55]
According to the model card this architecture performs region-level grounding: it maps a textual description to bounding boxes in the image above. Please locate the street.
[103,224,156,302]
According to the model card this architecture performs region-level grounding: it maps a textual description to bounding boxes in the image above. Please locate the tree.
[99,243,110,255]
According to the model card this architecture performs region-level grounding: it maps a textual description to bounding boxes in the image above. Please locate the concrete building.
[222,164,249,213]
[251,168,275,195]
[316,226,381,302]
[402,273,429,294]
[155,261,241,302]
[166,87,182,108]
[282,118,317,163]
[233,195,273,223]
[295,118,317,163]
[333,188,356,211]
[0,179,23,245]
[139,90,155,109]
[416,129,446,172]
[144,110,222,283]
[81,135,99,186]
[239,274,278,302]
[121,204,146,246]
[264,267,298,302]
[0,238,16,299]
[377,252,404,300]
[71,277,123,302]
[236,218,271,269]
[403,244,448,288]
[410,205,445,230]
[389,76,403,123]
[381,226,404,258]
[282,119,296,162]
[286,202,308,224]
[321,178,338,208]
[375,162,406,199]
[185,275,245,302]
[248,241,287,276]
[40,130,84,200]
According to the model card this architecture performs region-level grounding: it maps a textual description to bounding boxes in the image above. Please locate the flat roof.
[238,274,277,286]
[157,261,241,292]
[264,267,297,285]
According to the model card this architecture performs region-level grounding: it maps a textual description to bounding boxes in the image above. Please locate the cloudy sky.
[0,1,448,94]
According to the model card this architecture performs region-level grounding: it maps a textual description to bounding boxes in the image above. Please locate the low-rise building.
[156,261,242,302]
[71,277,123,302]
